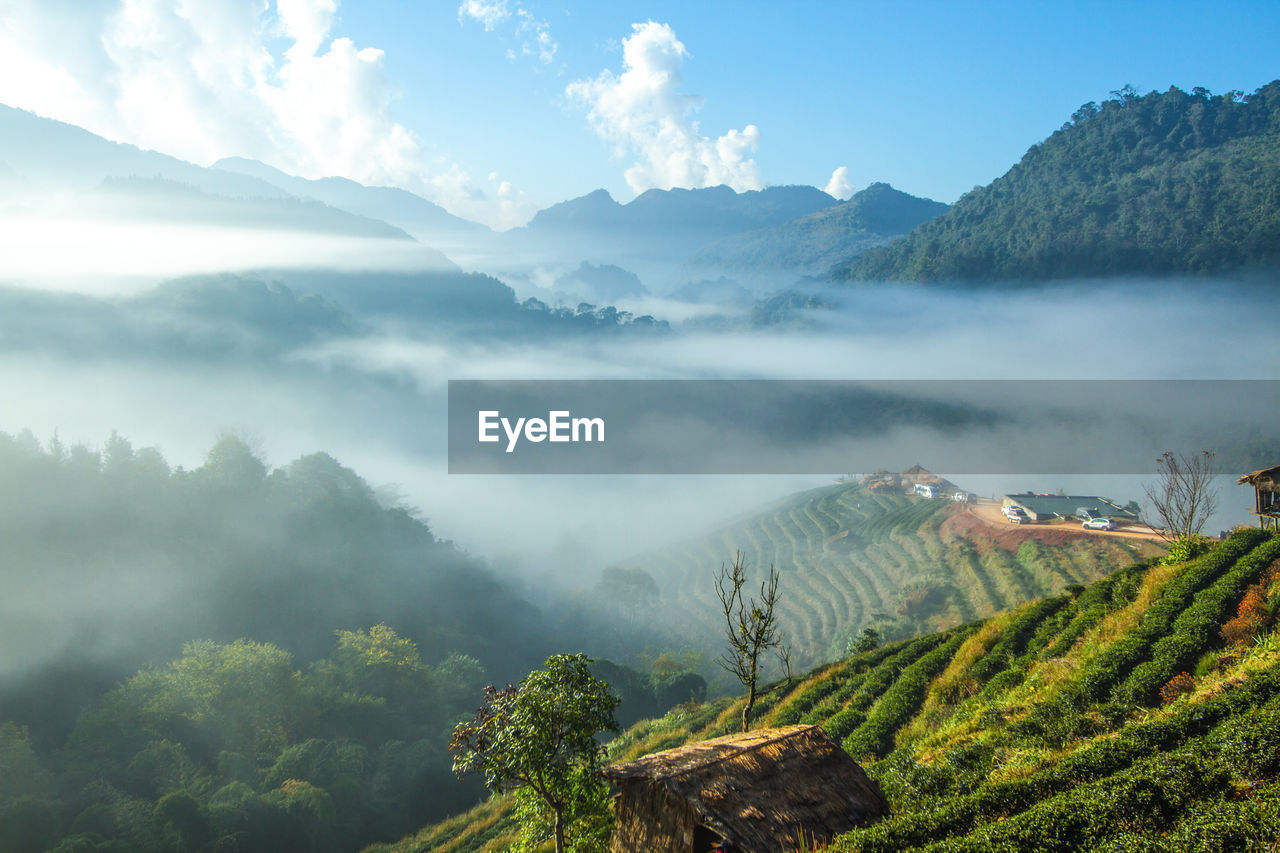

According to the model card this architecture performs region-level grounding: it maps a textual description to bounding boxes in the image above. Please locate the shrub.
[1213,707,1280,778]
[1163,534,1215,565]
[1159,673,1196,704]
[1116,536,1280,705]
[842,631,972,759]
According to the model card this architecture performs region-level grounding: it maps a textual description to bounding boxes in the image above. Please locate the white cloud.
[458,0,557,66]
[0,0,533,229]
[824,166,854,200]
[457,0,510,32]
[566,21,763,195]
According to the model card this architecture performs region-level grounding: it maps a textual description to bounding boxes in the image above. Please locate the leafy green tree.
[850,627,882,655]
[449,654,620,853]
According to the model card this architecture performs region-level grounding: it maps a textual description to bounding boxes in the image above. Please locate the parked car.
[1009,514,1029,524]
[1003,505,1026,518]
[1082,517,1116,531]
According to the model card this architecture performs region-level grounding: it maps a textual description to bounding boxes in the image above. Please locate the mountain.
[526,184,837,238]
[836,82,1280,283]
[690,182,949,271]
[506,185,840,281]
[398,526,1280,852]
[213,156,488,238]
[0,104,422,242]
[90,175,412,239]
[0,103,289,199]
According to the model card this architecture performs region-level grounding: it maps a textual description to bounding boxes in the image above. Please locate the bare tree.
[715,551,792,732]
[1143,450,1220,541]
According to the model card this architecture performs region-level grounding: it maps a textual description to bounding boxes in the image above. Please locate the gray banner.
[447,380,1279,474]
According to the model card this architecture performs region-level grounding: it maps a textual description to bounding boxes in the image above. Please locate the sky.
[1,0,1278,229]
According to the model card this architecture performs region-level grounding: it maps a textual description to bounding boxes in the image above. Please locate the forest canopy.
[835,82,1280,283]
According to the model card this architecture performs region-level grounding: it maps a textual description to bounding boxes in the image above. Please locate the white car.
[1082,517,1116,531]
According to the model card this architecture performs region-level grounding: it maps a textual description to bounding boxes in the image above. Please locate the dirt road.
[965,498,1168,543]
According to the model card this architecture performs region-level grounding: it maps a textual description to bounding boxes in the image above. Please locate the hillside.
[213,156,487,238]
[0,103,287,198]
[835,82,1280,283]
[395,526,1280,852]
[504,184,839,271]
[690,183,948,272]
[91,176,413,239]
[586,477,1160,671]
[525,184,836,237]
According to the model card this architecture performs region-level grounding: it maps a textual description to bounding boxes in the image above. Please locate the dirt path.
[963,499,1168,543]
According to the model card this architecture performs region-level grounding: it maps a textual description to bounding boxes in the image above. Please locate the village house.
[602,725,888,853]
[1239,465,1280,530]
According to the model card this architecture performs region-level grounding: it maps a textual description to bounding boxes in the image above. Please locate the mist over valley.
[1,18,1278,849]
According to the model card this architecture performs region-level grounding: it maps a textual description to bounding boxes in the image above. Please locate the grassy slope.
[609,481,1160,670]
[384,527,1280,853]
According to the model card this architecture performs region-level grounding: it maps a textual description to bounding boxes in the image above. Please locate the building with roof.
[1239,465,1280,530]
[602,724,888,853]
[1001,493,1139,524]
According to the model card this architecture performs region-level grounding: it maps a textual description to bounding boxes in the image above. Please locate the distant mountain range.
[835,81,1280,283]
[0,104,420,243]
[505,184,840,268]
[11,81,1280,294]
[2,103,938,295]
[691,182,949,272]
[212,156,486,238]
[500,182,948,291]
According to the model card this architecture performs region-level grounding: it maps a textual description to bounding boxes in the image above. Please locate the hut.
[1238,465,1280,530]
[602,724,888,853]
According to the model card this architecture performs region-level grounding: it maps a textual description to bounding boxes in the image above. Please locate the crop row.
[1116,535,1280,705]
[1066,528,1269,704]
[818,634,948,738]
[968,595,1072,686]
[840,629,975,759]
[834,661,1280,852]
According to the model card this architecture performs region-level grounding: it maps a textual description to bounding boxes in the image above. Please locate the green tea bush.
[1163,534,1216,565]
[1118,537,1280,706]
[1212,706,1280,778]
[969,597,1070,686]
[842,631,973,759]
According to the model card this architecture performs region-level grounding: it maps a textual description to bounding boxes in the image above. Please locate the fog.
[0,215,458,294]
[0,263,1273,582]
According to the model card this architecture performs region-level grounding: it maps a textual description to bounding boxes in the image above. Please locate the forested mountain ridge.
[401,526,1280,852]
[835,82,1280,283]
[690,183,948,272]
[0,430,704,853]
[0,431,547,850]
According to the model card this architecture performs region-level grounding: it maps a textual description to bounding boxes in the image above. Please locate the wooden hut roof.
[1238,465,1280,489]
[603,725,887,853]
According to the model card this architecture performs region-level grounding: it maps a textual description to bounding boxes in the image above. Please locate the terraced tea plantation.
[388,527,1280,853]
[614,481,1159,667]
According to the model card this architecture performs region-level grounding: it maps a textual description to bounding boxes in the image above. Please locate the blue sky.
[1,0,1278,227]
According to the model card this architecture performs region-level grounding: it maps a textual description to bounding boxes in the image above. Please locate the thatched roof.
[603,725,888,853]
[1239,465,1280,489]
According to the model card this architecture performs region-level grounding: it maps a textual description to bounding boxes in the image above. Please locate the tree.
[715,552,792,732]
[1143,450,1220,541]
[849,627,881,655]
[449,654,620,853]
